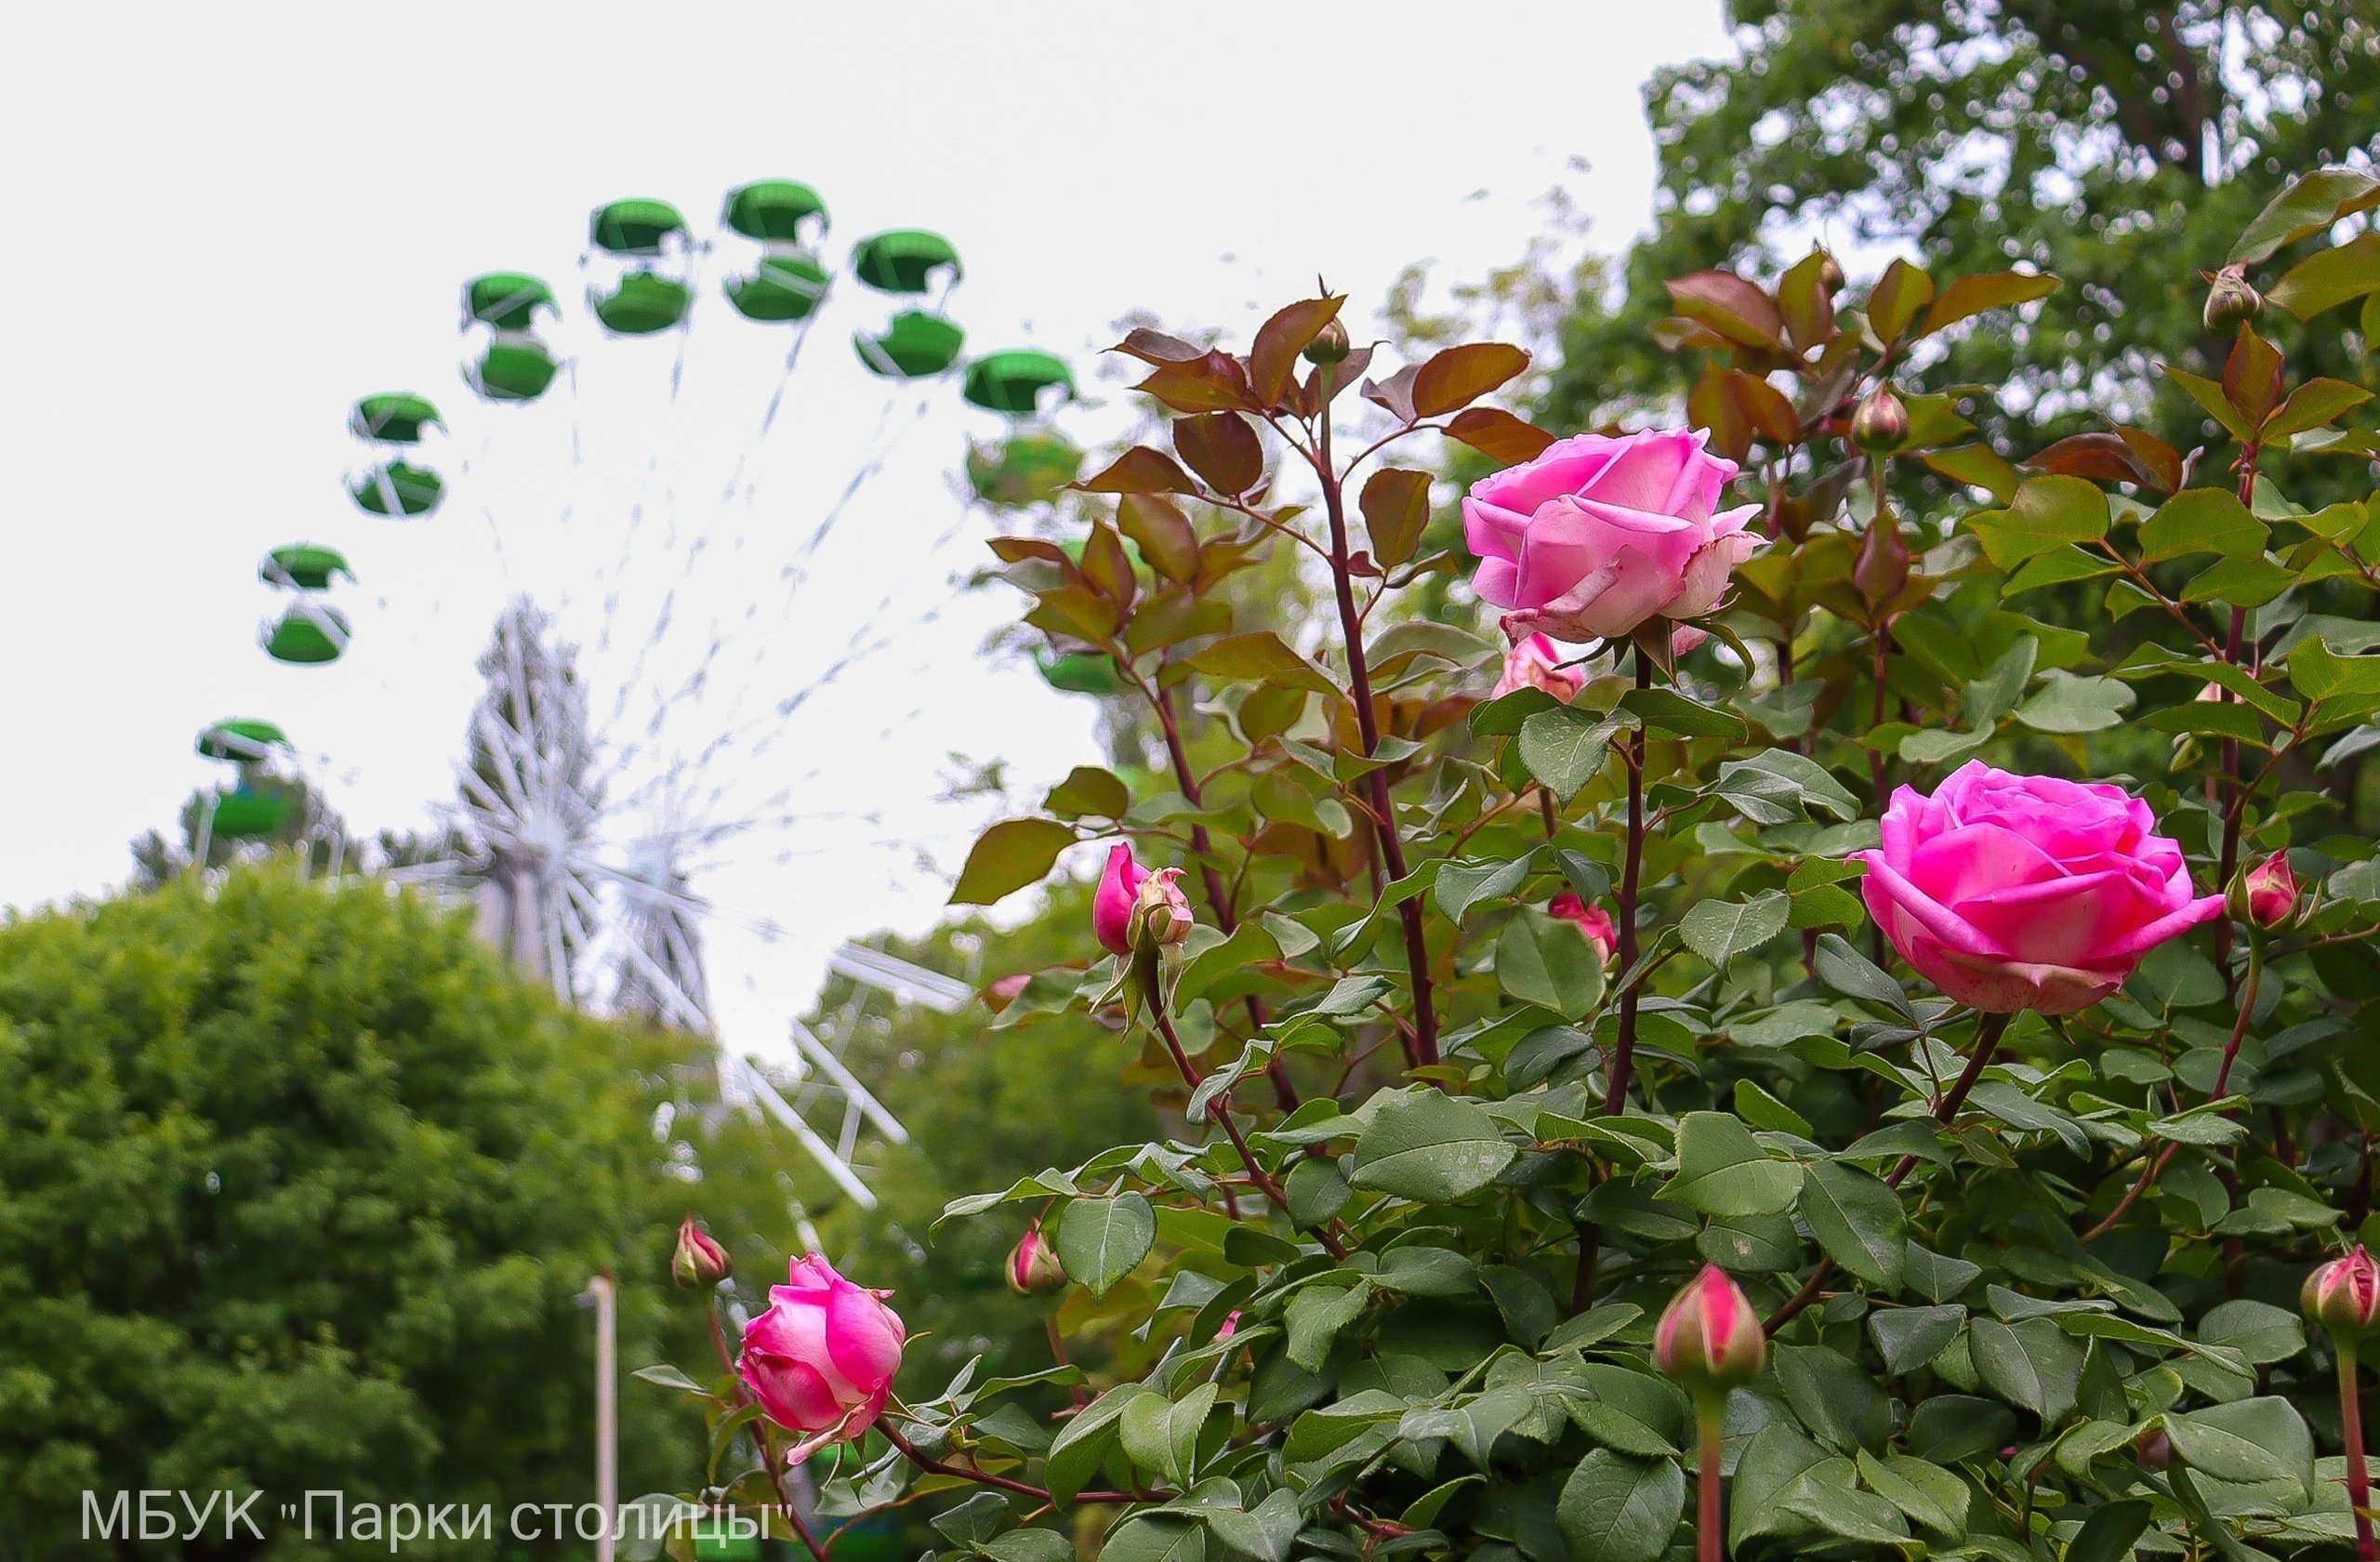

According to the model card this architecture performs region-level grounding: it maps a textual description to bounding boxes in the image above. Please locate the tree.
[0,866,710,1558]
[1544,0,2380,457]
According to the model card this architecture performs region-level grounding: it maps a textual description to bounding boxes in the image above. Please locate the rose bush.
[645,169,2380,1562]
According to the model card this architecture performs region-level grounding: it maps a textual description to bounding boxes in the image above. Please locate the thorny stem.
[2082,940,2264,1241]
[2215,442,2262,983]
[1606,650,1654,1115]
[1312,366,1437,1068]
[881,1421,1150,1506]
[1152,681,1300,1111]
[1765,1013,2012,1334]
[1150,984,1347,1256]
[2346,1343,2378,1562]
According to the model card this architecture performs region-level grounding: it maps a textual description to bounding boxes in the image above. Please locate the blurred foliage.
[1544,0,2380,464]
[0,866,717,1559]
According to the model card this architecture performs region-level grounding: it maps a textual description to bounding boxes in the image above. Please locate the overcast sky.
[0,1,1730,1059]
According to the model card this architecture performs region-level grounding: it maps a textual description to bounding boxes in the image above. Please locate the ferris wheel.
[197,179,1087,1204]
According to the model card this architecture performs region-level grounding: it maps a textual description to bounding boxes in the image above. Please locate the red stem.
[1606,651,1654,1114]
[2347,1346,2376,1562]
[880,1421,1149,1505]
[1699,1413,1726,1562]
[1313,373,1436,1068]
[710,1300,832,1562]
[1153,682,1299,1111]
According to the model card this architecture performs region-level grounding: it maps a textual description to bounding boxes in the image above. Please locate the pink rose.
[1492,633,1585,701]
[1093,842,1147,957]
[1548,893,1619,965]
[1464,428,1762,644]
[1856,761,2222,1015]
[740,1253,906,1463]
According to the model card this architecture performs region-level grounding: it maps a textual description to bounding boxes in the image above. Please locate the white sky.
[0,0,1729,1060]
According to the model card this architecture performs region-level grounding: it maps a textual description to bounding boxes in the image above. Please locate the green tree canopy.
[0,867,707,1558]
[1547,0,2380,453]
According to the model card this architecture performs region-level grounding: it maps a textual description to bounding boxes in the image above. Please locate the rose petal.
[1858,850,2008,960]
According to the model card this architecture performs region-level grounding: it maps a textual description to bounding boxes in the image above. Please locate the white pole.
[592,1271,617,1562]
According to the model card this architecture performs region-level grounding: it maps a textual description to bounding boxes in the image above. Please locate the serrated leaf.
[1518,706,1625,801]
[1663,1112,1805,1217]
[1350,1090,1517,1202]
[950,818,1078,906]
[1056,1193,1156,1297]
[1555,1449,1685,1562]
[1682,892,1790,967]
[1797,1159,1906,1287]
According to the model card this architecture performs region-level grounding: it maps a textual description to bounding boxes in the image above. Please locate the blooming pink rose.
[1548,893,1619,965]
[1856,761,2222,1015]
[1492,633,1585,701]
[740,1253,906,1463]
[1093,842,1147,957]
[1464,428,1761,644]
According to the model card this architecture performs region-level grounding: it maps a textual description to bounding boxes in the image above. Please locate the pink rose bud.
[983,973,1032,1013]
[2303,1246,2380,1344]
[1093,842,1149,957]
[1549,892,1620,966]
[1464,428,1762,645]
[1492,632,1586,702]
[1654,1264,1765,1399]
[1851,384,1910,453]
[2203,263,2263,334]
[2238,852,2300,930]
[740,1253,906,1463]
[1856,761,2222,1015]
[1129,867,1195,956]
[1006,1227,1067,1296]
[1215,1310,1240,1342]
[1303,318,1351,366]
[672,1216,733,1290]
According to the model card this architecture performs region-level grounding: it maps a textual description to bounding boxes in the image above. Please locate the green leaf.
[2230,166,2380,264]
[1284,1156,1351,1231]
[1713,748,1860,824]
[1621,687,1750,740]
[630,1363,707,1394]
[1555,1449,1686,1562]
[2195,1300,2306,1366]
[1497,909,1608,1021]
[2065,1500,2154,1562]
[1663,1112,1805,1217]
[1285,1279,1371,1371]
[1056,1192,1156,1297]
[1917,270,2057,336]
[1814,933,1911,1015]
[1968,1317,2082,1423]
[2138,488,2268,563]
[932,1492,1014,1547]
[1120,1381,1219,1486]
[1517,707,1626,801]
[1400,1384,1534,1469]
[1435,854,1534,926]
[1350,1090,1518,1202]
[1681,892,1791,967]
[2003,545,2120,597]
[1965,476,2109,568]
[1797,1160,1906,1287]
[1046,1384,1151,1503]
[984,1532,1077,1562]
[1188,632,1335,695]
[1776,1343,1895,1453]
[2164,1397,2313,1492]
[2270,230,2380,318]
[2182,555,2295,608]
[950,818,1078,906]
[1871,1305,1964,1374]
[1855,1451,1969,1538]
[2013,671,2135,734]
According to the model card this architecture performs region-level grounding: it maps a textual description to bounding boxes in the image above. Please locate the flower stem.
[1698,1405,1726,1562]
[2345,1342,2376,1562]
[1313,366,1436,1068]
[1605,649,1654,1114]
[712,1303,832,1562]
[881,1419,1152,1505]
[1766,1012,2011,1333]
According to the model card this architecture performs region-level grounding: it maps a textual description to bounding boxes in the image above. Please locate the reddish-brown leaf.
[988,536,1076,567]
[1648,316,1738,354]
[1117,494,1201,584]
[1777,249,1843,352]
[1361,364,1421,424]
[1865,259,1937,343]
[1078,445,1200,496]
[1916,271,2059,338]
[1136,351,1254,415]
[1666,271,1785,350]
[1359,468,1434,570]
[2023,432,2161,488]
[1173,411,1264,495]
[1410,342,1531,418]
[2114,427,2186,493]
[1079,520,1138,612]
[2222,327,2286,429]
[1248,296,1345,408]
[1445,406,1558,466]
[1110,327,1208,365]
